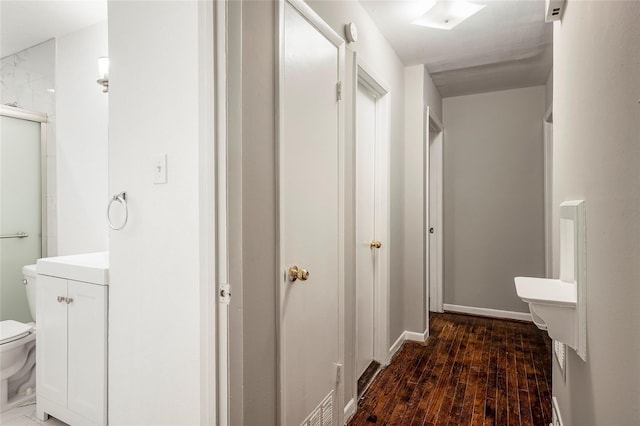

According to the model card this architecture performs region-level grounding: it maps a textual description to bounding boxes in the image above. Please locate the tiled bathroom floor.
[1,403,69,426]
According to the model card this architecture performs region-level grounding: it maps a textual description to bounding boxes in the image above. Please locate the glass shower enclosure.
[0,106,47,323]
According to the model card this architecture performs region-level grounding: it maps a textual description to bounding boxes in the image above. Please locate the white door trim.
[199,0,219,424]
[276,2,346,424]
[543,106,553,278]
[352,55,391,403]
[426,107,444,314]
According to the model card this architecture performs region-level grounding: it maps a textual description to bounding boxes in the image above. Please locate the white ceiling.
[1,1,107,58]
[359,0,552,97]
[1,0,550,98]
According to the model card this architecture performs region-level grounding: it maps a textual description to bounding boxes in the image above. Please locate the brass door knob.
[370,241,382,249]
[289,265,310,282]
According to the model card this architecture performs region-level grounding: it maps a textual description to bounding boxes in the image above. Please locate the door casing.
[351,55,391,405]
[543,105,553,278]
[426,107,444,314]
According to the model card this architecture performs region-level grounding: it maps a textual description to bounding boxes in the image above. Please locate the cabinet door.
[36,275,68,406]
[67,280,107,425]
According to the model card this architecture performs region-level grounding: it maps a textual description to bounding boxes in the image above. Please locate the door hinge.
[219,283,231,304]
[336,81,342,101]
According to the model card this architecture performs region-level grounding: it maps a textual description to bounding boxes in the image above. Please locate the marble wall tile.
[1,39,55,114]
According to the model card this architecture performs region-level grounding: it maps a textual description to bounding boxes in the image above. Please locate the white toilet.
[0,264,37,412]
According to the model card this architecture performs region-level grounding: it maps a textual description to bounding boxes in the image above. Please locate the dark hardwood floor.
[348,312,552,426]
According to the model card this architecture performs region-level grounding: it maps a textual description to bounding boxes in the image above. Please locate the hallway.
[349,313,552,426]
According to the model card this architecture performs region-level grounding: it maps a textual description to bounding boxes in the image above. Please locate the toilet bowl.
[0,264,37,412]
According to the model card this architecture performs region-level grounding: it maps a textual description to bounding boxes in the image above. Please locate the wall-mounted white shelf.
[515,200,587,361]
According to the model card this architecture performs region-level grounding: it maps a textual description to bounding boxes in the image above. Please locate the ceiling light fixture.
[412,1,486,30]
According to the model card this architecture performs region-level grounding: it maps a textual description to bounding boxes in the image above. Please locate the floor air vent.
[301,391,333,426]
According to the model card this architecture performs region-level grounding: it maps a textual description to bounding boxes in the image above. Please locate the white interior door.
[428,117,443,313]
[355,84,376,379]
[279,2,344,425]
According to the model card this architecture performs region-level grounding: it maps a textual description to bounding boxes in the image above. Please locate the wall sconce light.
[97,57,109,93]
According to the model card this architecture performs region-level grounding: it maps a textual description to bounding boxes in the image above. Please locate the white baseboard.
[404,327,428,343]
[344,398,356,423]
[443,304,532,322]
[388,327,429,360]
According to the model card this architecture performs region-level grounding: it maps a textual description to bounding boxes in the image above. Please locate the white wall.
[443,86,546,313]
[56,21,108,256]
[235,3,277,424]
[552,2,640,424]
[424,68,442,123]
[545,69,553,113]
[108,2,208,424]
[404,65,424,334]
[403,65,443,334]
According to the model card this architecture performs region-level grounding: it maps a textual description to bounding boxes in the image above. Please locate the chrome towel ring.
[107,191,128,230]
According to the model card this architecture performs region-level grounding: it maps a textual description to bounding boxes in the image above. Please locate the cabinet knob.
[57,296,65,303]
[65,297,74,304]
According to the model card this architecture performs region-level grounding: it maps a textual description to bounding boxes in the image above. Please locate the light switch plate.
[153,154,167,184]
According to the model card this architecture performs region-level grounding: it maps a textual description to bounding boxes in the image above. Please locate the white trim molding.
[426,107,444,314]
[388,328,429,361]
[344,398,357,423]
[443,304,532,322]
[404,329,429,343]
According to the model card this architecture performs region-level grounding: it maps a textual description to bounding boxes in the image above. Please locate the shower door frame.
[1,105,49,258]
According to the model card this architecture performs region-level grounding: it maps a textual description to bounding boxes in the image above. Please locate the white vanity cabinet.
[36,253,108,426]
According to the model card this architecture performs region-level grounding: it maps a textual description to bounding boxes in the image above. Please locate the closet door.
[355,83,377,378]
[279,2,344,425]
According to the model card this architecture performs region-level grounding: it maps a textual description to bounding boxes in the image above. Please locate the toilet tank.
[22,265,37,322]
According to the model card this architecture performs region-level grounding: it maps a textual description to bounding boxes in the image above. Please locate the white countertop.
[37,252,109,285]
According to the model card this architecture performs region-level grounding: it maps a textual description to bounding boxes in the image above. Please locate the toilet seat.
[0,320,33,345]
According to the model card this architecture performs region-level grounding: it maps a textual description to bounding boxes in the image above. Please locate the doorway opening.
[354,58,390,398]
[426,108,444,325]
